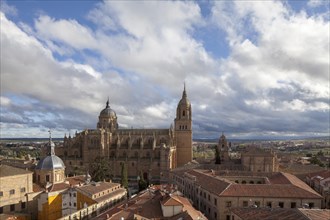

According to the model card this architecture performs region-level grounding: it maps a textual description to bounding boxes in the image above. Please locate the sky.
[0,0,329,139]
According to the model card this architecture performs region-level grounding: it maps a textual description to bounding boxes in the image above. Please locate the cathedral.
[57,86,192,184]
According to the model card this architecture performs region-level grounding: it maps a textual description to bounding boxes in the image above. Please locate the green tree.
[89,157,110,182]
[138,171,148,192]
[120,163,128,189]
[317,150,324,156]
[215,145,221,164]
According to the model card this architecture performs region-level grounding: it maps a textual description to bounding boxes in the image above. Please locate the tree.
[138,171,148,192]
[120,163,128,189]
[215,145,221,164]
[89,157,110,182]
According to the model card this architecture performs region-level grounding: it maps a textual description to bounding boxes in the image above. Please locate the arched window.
[182,110,185,116]
[249,181,254,184]
[242,180,247,184]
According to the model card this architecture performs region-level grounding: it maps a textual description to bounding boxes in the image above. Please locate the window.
[208,207,210,214]
[309,203,314,208]
[226,215,230,220]
[243,201,248,207]
[266,201,272,208]
[10,204,15,211]
[21,202,26,209]
[0,207,3,214]
[10,189,15,195]
[46,175,50,182]
[242,180,246,184]
[0,191,3,196]
[204,192,206,198]
[21,187,26,193]
[74,202,77,207]
[291,202,296,208]
[249,181,254,184]
[226,201,232,207]
[279,202,284,208]
[208,194,210,201]
[214,198,217,206]
[214,212,217,219]
[182,110,185,116]
[255,201,260,207]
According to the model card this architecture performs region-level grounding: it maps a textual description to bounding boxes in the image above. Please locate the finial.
[182,82,187,98]
[48,129,52,142]
[106,97,109,108]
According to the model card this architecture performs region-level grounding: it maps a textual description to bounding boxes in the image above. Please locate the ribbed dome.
[36,155,65,170]
[179,97,190,106]
[100,99,116,117]
[178,88,190,106]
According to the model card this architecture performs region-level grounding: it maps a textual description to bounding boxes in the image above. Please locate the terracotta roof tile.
[77,182,120,195]
[184,169,230,195]
[0,164,32,177]
[221,184,321,198]
[66,175,86,186]
[230,207,308,220]
[161,196,182,206]
[298,208,330,220]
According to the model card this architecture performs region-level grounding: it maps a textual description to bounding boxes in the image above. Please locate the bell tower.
[174,84,192,167]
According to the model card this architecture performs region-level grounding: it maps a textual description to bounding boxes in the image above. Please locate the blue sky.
[1,0,329,139]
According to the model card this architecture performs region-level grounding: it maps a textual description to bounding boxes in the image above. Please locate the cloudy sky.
[1,0,329,139]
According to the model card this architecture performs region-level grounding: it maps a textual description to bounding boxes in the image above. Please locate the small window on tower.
[182,110,185,116]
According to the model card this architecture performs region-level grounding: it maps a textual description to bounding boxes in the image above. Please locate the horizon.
[1,0,329,139]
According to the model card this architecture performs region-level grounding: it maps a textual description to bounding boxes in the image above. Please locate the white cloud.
[34,15,97,50]
[1,1,329,138]
[307,0,329,8]
[0,1,17,16]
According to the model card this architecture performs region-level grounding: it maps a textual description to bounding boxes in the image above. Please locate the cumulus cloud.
[1,1,329,138]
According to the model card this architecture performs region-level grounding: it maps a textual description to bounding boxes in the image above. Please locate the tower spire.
[182,82,187,98]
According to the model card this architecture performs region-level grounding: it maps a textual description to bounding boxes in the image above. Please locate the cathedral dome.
[36,133,65,170]
[36,155,65,170]
[100,99,116,117]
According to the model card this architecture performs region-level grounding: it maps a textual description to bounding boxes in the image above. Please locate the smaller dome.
[35,155,65,170]
[179,97,190,106]
[100,99,116,117]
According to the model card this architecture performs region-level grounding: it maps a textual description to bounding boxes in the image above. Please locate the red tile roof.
[298,208,330,220]
[76,182,120,195]
[230,207,308,220]
[161,196,182,206]
[0,164,33,177]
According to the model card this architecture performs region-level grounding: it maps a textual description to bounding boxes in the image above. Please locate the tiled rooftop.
[173,169,322,199]
[230,207,330,220]
[96,185,206,220]
[77,182,120,195]
[230,207,308,220]
[0,164,32,177]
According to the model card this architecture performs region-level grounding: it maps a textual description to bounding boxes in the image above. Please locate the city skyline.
[1,0,329,139]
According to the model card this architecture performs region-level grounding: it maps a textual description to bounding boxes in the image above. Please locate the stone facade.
[0,165,33,215]
[171,169,323,220]
[57,86,192,183]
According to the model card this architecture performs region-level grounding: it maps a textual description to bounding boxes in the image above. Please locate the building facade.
[0,165,33,217]
[171,169,322,220]
[57,86,193,183]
